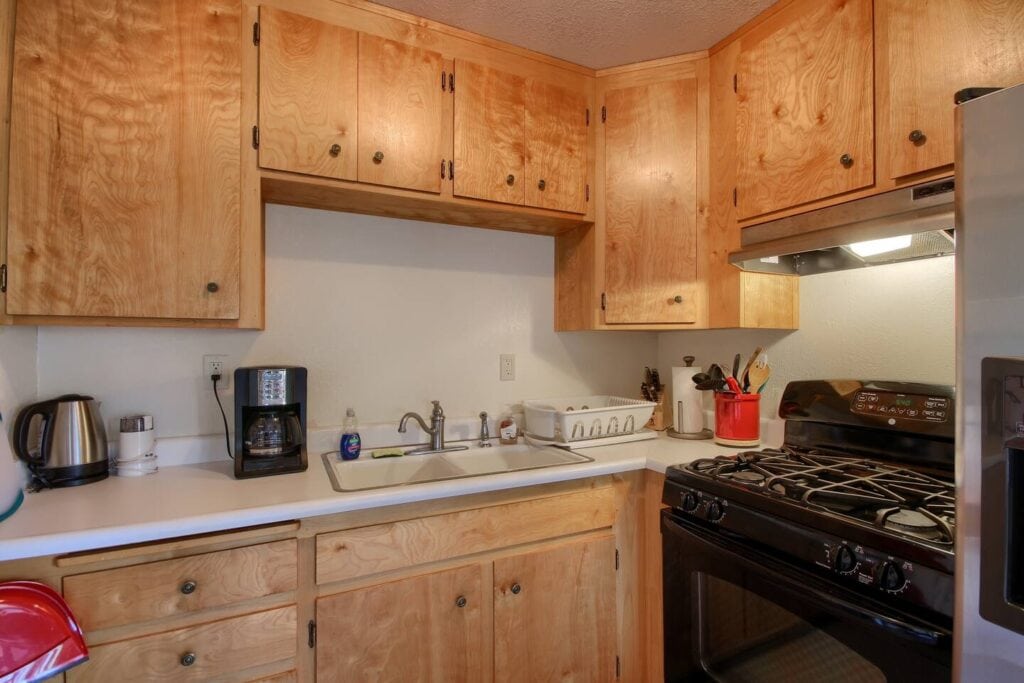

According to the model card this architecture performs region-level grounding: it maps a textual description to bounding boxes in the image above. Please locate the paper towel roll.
[672,366,705,434]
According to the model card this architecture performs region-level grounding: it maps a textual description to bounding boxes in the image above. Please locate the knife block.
[645,394,666,431]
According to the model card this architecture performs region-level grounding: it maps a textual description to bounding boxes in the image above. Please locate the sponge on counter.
[370,447,405,459]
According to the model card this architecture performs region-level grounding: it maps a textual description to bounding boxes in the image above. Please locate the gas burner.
[724,470,767,485]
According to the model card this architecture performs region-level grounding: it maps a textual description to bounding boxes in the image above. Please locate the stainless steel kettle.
[13,395,109,488]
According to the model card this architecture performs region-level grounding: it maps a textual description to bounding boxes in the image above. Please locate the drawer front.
[63,539,297,631]
[317,487,617,584]
[66,605,297,682]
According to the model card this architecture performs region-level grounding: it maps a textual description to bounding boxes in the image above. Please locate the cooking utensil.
[732,354,741,380]
[748,355,772,394]
[726,376,743,394]
[651,369,662,395]
[740,346,765,392]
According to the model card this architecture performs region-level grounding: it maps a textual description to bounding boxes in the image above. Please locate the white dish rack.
[523,395,657,444]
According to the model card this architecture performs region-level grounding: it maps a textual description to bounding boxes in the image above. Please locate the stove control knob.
[681,491,699,513]
[833,545,858,575]
[706,500,725,522]
[877,561,907,592]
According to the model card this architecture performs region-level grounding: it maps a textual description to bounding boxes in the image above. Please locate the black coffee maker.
[234,367,307,478]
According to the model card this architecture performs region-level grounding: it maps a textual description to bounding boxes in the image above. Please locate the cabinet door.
[525,80,588,213]
[493,535,616,683]
[883,0,1024,179]
[735,0,874,219]
[603,77,699,324]
[258,7,357,180]
[358,34,446,193]
[316,564,484,682]
[7,0,241,319]
[453,59,526,205]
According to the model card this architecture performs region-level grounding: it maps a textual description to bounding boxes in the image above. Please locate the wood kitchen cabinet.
[4,0,252,323]
[525,80,589,213]
[735,0,874,219]
[879,0,1024,180]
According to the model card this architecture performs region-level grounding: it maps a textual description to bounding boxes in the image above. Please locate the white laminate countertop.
[0,435,757,562]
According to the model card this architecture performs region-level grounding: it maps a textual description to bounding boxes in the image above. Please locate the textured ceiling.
[372,0,777,69]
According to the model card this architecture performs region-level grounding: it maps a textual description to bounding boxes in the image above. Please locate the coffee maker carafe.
[234,367,307,478]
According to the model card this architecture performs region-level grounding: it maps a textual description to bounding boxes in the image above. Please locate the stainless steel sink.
[321,442,593,492]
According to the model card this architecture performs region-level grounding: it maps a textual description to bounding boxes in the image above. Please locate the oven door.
[662,510,951,683]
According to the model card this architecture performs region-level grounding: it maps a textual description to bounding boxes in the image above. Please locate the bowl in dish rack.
[523,396,657,443]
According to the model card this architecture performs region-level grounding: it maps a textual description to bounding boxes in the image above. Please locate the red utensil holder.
[714,392,761,447]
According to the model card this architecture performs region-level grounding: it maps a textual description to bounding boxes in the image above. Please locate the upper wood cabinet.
[453,59,527,205]
[258,7,358,180]
[525,81,589,213]
[357,34,447,193]
[603,76,700,324]
[735,0,874,220]
[6,0,244,320]
[880,0,1024,179]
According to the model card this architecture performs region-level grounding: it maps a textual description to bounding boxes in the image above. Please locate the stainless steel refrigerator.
[956,82,1024,680]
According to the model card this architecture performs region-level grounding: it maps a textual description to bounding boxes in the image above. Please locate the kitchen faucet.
[398,400,469,455]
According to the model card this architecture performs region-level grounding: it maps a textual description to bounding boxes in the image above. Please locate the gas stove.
[664,380,956,621]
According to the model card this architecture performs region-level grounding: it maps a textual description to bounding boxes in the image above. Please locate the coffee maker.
[234,367,307,479]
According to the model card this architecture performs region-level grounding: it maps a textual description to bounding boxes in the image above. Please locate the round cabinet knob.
[833,546,857,575]
[681,491,699,513]
[180,580,197,595]
[537,179,546,191]
[506,174,516,186]
[706,500,725,522]
[373,151,384,164]
[876,561,907,592]
[673,295,684,304]
[206,282,219,293]
[510,583,522,595]
[455,595,467,608]
[329,143,342,157]
[180,652,197,667]
[839,153,854,168]
[909,129,927,145]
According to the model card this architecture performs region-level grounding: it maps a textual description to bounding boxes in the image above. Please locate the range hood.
[729,178,955,276]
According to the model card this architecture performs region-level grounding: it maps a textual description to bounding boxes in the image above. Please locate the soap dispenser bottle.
[340,408,361,461]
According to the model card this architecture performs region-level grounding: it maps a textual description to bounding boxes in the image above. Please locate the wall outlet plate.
[500,354,515,381]
[204,354,230,390]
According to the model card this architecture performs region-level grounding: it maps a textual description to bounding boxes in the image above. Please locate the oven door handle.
[662,514,949,647]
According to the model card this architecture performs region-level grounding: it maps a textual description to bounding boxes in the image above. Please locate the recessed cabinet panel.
[358,34,446,193]
[316,565,484,682]
[258,7,358,180]
[604,77,699,325]
[883,0,1024,179]
[735,0,874,219]
[525,80,588,214]
[453,59,526,206]
[7,0,242,319]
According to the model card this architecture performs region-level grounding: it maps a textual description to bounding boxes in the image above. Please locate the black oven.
[662,509,952,682]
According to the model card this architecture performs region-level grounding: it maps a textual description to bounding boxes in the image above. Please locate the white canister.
[119,415,155,463]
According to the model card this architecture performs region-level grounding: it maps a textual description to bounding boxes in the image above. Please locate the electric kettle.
[13,395,109,488]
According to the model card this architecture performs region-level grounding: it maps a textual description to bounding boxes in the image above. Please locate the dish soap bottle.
[340,408,361,461]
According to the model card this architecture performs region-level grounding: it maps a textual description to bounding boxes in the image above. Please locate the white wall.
[0,327,37,436]
[34,205,658,439]
[658,256,956,422]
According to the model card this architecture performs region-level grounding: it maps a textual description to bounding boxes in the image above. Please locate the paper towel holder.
[667,356,713,440]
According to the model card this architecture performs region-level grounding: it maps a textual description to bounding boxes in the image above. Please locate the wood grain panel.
[7,0,241,319]
[67,606,297,682]
[453,59,526,205]
[63,540,297,631]
[735,0,874,219]
[493,534,616,683]
[358,33,446,192]
[525,80,588,213]
[603,77,699,324]
[316,564,483,682]
[258,7,357,179]
[882,0,1024,179]
[316,487,617,584]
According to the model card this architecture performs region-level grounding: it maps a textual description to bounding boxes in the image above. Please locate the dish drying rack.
[523,396,659,448]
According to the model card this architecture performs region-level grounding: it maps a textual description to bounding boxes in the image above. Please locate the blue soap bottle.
[340,408,361,461]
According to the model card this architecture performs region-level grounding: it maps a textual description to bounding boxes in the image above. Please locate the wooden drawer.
[63,540,297,631]
[316,487,617,584]
[66,605,297,682]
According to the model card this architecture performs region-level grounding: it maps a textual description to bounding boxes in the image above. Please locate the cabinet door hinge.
[251,125,259,150]
[616,655,621,678]
[585,184,590,202]
[733,187,737,207]
[733,73,737,93]
[252,21,260,46]
[0,263,7,294]
[601,292,606,311]
[449,72,454,93]
[601,105,606,123]
[308,620,317,648]
[441,159,446,179]
[615,548,620,570]
[586,108,590,126]
[448,160,454,181]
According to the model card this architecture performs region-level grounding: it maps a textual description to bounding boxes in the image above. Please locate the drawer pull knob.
[510,583,522,595]
[673,295,683,304]
[537,179,546,191]
[329,143,342,157]
[909,129,926,145]
[373,151,384,164]
[180,652,197,667]
[180,580,197,595]
[506,174,515,186]
[455,595,467,608]
[206,282,219,293]
[839,153,854,168]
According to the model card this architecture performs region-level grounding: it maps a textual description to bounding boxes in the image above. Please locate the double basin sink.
[322,441,593,492]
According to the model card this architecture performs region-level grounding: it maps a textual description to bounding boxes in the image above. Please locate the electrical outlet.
[500,354,515,381]
[204,355,229,389]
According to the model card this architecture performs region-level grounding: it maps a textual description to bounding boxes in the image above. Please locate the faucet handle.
[431,400,443,417]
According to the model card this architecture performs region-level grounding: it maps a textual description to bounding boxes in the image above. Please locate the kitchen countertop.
[0,434,753,562]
